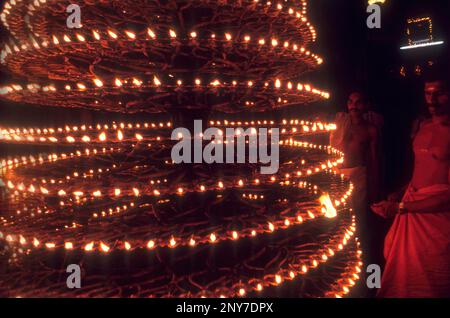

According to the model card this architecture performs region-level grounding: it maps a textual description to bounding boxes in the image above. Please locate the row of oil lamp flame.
[0,0,315,49]
[0,140,342,178]
[2,141,344,200]
[0,118,334,133]
[1,0,311,28]
[231,224,361,298]
[0,120,336,144]
[0,77,330,102]
[172,217,360,298]
[0,166,353,256]
[2,217,362,298]
[0,192,362,299]
[0,188,351,255]
[2,151,334,200]
[4,159,344,199]
[3,169,351,222]
[4,175,347,221]
[1,27,321,65]
[0,140,349,253]
[0,180,352,259]
[329,239,363,298]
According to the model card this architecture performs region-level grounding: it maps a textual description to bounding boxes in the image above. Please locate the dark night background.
[1,0,449,197]
[307,0,449,194]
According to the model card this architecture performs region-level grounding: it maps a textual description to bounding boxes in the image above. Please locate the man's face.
[425,81,449,116]
[347,92,368,115]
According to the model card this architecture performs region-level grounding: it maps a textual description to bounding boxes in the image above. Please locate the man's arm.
[372,186,450,218]
[387,184,409,202]
[403,189,450,213]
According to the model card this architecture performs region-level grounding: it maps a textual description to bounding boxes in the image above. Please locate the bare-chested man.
[372,75,450,298]
[338,92,381,168]
[331,92,381,212]
[331,92,382,269]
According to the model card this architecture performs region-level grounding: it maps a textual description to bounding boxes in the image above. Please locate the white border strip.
[400,41,444,50]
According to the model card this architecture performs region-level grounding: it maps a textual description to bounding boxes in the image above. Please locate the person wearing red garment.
[372,73,450,298]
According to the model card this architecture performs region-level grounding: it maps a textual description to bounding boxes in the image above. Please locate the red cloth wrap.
[378,184,450,298]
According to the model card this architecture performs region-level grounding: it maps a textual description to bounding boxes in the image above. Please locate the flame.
[92,30,100,40]
[107,30,118,39]
[153,76,161,86]
[147,240,155,249]
[100,242,110,253]
[147,28,156,39]
[115,78,123,87]
[275,275,282,284]
[85,242,94,251]
[319,193,337,218]
[125,31,136,39]
[99,132,106,141]
[132,78,142,86]
[45,243,56,249]
[65,242,74,250]
[93,78,103,87]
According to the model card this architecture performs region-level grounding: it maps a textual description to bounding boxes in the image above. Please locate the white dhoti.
[338,166,367,217]
[338,166,370,258]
